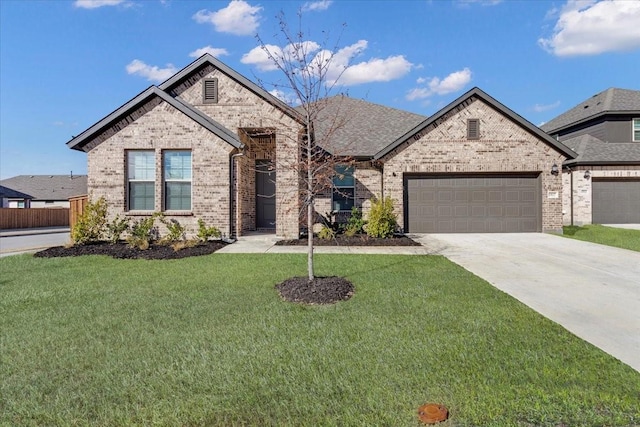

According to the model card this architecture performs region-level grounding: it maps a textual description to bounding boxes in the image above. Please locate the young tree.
[257,11,353,282]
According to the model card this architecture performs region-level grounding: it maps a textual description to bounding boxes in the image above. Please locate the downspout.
[569,168,574,226]
[229,149,245,241]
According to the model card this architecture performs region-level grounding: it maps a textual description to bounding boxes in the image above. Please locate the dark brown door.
[592,179,640,224]
[256,160,276,229]
[406,175,541,233]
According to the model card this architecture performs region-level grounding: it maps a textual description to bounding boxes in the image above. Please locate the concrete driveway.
[410,233,640,373]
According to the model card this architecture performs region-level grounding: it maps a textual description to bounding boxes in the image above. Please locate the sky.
[1,0,639,179]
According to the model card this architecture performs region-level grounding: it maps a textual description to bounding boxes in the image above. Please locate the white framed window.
[127,151,155,211]
[633,118,640,142]
[164,150,192,211]
[332,165,355,212]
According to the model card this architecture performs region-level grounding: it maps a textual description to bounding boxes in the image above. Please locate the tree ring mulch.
[418,403,449,424]
[33,241,228,260]
[275,276,354,304]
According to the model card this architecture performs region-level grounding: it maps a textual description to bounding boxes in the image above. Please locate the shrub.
[343,207,366,237]
[105,215,130,244]
[171,239,199,252]
[197,218,221,242]
[366,196,397,238]
[72,196,108,245]
[318,225,336,240]
[127,213,161,250]
[160,217,186,244]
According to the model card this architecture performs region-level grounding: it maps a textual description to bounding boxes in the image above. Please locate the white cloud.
[302,1,333,12]
[406,68,472,100]
[539,0,640,56]
[242,39,412,86]
[193,0,262,36]
[241,45,283,71]
[125,59,177,83]
[189,46,230,58]
[269,88,299,106]
[532,101,561,112]
[339,55,413,86]
[74,0,127,8]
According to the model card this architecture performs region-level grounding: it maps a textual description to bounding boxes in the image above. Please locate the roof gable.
[541,88,640,134]
[159,54,303,124]
[374,87,577,160]
[67,86,242,152]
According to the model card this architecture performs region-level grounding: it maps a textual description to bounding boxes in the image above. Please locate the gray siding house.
[542,88,640,225]
[68,54,575,238]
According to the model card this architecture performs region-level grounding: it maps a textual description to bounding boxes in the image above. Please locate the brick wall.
[174,68,302,238]
[563,166,640,225]
[377,97,567,233]
[87,98,234,238]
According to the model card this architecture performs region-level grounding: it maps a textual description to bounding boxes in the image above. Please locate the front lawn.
[1,253,638,426]
[563,224,640,252]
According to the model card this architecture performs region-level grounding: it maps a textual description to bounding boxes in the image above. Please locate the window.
[332,165,354,212]
[633,118,640,142]
[164,151,192,210]
[467,118,480,140]
[127,151,155,210]
[203,78,218,104]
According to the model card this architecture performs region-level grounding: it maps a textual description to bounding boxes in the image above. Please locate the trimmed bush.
[72,196,108,245]
[365,196,397,238]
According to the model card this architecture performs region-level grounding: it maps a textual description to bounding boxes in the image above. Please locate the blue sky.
[1,0,639,179]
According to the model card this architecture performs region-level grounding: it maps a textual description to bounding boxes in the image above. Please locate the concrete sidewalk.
[216,232,434,255]
[0,226,70,238]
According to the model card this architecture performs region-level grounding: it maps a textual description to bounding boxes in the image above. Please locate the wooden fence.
[0,208,70,229]
[69,195,88,234]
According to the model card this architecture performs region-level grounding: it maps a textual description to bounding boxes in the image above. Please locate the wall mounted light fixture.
[584,170,591,179]
[551,164,559,176]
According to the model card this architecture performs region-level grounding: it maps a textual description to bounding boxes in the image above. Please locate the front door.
[256,160,276,229]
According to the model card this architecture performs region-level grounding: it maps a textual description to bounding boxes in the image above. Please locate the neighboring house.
[541,88,640,225]
[0,175,88,208]
[67,54,575,239]
[0,185,33,208]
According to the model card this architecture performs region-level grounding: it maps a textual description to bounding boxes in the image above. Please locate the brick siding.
[377,97,567,233]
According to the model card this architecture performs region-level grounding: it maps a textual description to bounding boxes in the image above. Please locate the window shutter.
[467,118,480,140]
[203,78,218,104]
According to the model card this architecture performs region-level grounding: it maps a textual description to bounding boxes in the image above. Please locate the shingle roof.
[541,88,640,133]
[0,175,88,200]
[0,185,33,199]
[305,95,427,157]
[561,134,640,166]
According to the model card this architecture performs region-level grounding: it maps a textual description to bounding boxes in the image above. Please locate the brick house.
[68,54,575,238]
[541,88,640,225]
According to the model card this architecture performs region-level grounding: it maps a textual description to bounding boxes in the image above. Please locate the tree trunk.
[307,140,314,281]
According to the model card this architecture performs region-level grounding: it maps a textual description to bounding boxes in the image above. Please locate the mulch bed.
[275,276,355,305]
[34,241,228,260]
[276,234,420,246]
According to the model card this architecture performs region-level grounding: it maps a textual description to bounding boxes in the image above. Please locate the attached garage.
[592,179,640,224]
[405,174,541,233]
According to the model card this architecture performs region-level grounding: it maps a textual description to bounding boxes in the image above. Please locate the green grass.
[563,224,640,252]
[1,253,638,426]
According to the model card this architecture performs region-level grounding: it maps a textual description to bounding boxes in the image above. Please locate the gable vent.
[203,78,218,104]
[467,118,480,140]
